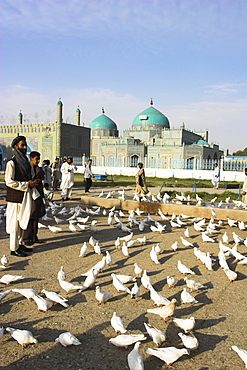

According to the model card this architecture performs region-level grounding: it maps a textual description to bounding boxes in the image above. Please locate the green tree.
[232,147,247,156]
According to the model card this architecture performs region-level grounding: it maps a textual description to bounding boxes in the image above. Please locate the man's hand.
[28,179,39,188]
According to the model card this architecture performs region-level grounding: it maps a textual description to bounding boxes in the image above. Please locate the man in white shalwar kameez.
[242,168,247,204]
[5,136,40,257]
[211,163,220,189]
[60,157,77,200]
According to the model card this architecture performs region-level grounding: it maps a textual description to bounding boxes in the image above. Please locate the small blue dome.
[90,114,117,130]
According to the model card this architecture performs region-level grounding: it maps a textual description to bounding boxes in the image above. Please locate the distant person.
[84,159,94,193]
[51,157,61,190]
[60,156,77,201]
[42,159,52,189]
[5,136,39,257]
[22,151,46,246]
[211,162,220,189]
[135,162,148,198]
[242,167,247,204]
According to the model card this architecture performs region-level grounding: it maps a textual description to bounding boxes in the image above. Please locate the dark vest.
[6,157,30,203]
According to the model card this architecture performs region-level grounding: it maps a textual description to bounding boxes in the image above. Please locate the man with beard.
[5,136,39,257]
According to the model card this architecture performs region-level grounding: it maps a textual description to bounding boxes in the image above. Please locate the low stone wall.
[80,196,247,222]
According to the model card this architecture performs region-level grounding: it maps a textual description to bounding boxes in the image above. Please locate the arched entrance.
[130,154,139,167]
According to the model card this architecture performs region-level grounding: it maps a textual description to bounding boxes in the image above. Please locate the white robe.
[5,160,33,234]
[60,162,77,191]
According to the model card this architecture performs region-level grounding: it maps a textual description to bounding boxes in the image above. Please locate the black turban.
[11,136,26,148]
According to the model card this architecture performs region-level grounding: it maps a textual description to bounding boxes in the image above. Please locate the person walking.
[242,167,247,204]
[84,159,94,193]
[42,159,52,189]
[22,151,46,246]
[51,157,61,190]
[5,136,39,257]
[60,157,77,200]
[135,162,148,199]
[211,162,220,189]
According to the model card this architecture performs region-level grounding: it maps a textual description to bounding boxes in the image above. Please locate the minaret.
[18,110,23,125]
[57,98,63,124]
[76,106,81,126]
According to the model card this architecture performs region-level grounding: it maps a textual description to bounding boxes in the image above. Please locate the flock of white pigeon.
[0,189,247,369]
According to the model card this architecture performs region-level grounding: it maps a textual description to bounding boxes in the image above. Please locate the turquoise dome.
[196,139,210,147]
[90,114,117,130]
[57,100,63,105]
[132,106,170,128]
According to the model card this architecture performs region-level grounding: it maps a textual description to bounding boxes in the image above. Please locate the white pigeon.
[180,288,198,305]
[177,260,195,275]
[150,246,160,264]
[184,277,206,291]
[79,269,97,291]
[150,224,166,233]
[223,268,237,282]
[148,285,170,306]
[6,327,37,349]
[110,312,127,333]
[194,222,204,232]
[202,232,215,243]
[111,273,131,294]
[1,255,9,267]
[127,341,144,370]
[115,237,121,249]
[119,232,133,242]
[167,275,176,288]
[95,286,113,304]
[109,334,146,348]
[105,251,112,265]
[158,209,169,220]
[116,275,136,284]
[136,236,146,245]
[130,282,140,300]
[204,252,213,270]
[48,225,62,233]
[145,347,189,366]
[33,294,51,312]
[54,216,63,224]
[12,288,37,301]
[232,232,244,245]
[141,270,152,289]
[0,275,24,285]
[57,266,66,280]
[171,241,178,252]
[94,242,101,255]
[58,278,83,294]
[147,299,177,321]
[77,216,89,223]
[134,263,143,277]
[41,289,69,308]
[0,289,12,304]
[184,228,190,238]
[122,242,129,257]
[180,237,193,248]
[55,332,81,347]
[178,332,199,351]
[79,242,88,257]
[77,224,89,231]
[228,218,237,227]
[173,317,196,333]
[238,221,246,230]
[144,322,166,347]
[222,232,229,244]
[231,345,247,369]
[218,249,230,270]
[38,222,47,228]
[154,243,162,254]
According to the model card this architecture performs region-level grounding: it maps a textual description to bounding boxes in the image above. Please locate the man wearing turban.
[5,136,39,257]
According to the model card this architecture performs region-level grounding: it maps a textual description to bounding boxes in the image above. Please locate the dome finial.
[150,98,153,106]
[102,107,105,114]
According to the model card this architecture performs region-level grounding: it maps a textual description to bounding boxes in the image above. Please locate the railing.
[73,157,247,172]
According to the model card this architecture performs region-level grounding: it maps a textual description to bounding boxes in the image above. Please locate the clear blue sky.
[0,0,246,152]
